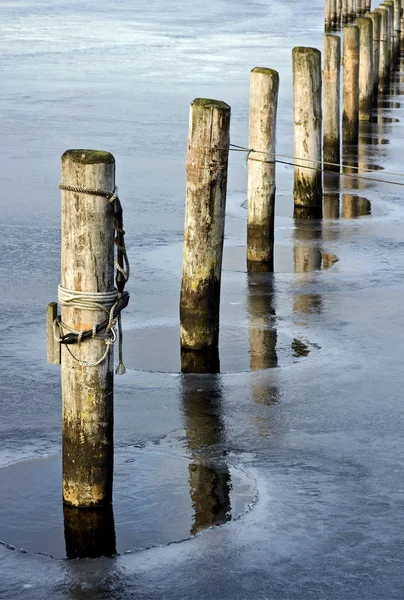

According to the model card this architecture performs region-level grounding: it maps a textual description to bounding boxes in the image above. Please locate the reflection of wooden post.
[247,275,278,371]
[181,380,231,535]
[324,35,341,170]
[180,98,230,355]
[292,47,323,218]
[357,17,373,121]
[343,26,360,144]
[61,150,115,508]
[324,193,340,218]
[64,504,116,559]
[366,11,381,95]
[247,68,279,272]
[342,194,359,217]
[293,221,323,315]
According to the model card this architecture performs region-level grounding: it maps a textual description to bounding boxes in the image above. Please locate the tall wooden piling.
[324,35,341,170]
[376,6,390,89]
[393,0,401,57]
[343,26,360,144]
[60,150,115,508]
[326,0,333,30]
[337,0,343,27]
[331,0,338,26]
[292,47,323,218]
[343,0,350,24]
[348,0,357,22]
[357,0,365,15]
[366,11,381,94]
[384,1,394,67]
[357,17,373,120]
[180,98,230,354]
[247,67,279,272]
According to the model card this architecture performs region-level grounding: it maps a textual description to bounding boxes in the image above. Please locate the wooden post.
[393,0,401,57]
[47,302,61,364]
[376,6,390,89]
[61,149,115,508]
[343,0,350,24]
[331,0,338,26]
[366,11,381,94]
[324,35,341,171]
[326,0,332,30]
[180,99,230,355]
[357,17,373,120]
[365,0,371,10]
[292,47,323,219]
[337,0,343,27]
[348,0,357,21]
[357,0,365,15]
[343,26,360,144]
[247,67,279,272]
[384,1,394,67]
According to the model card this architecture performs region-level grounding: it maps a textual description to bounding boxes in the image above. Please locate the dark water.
[2,1,404,598]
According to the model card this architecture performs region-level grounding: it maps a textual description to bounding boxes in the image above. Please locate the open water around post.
[2,0,404,598]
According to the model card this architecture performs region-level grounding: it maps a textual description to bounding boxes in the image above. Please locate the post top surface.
[62,150,115,165]
[191,98,230,110]
[292,47,321,56]
[251,67,279,78]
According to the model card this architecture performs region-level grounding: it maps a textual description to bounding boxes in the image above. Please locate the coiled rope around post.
[55,183,130,374]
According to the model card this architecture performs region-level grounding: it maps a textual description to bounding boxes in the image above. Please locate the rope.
[221,144,404,187]
[56,183,130,374]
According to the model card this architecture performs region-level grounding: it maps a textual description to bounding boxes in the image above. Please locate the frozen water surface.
[1,0,404,598]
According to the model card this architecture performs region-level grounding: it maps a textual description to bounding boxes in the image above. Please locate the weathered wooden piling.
[348,0,357,22]
[60,150,116,508]
[343,0,350,24]
[376,6,390,89]
[331,0,338,26]
[326,0,333,30]
[343,26,360,144]
[366,11,381,94]
[292,47,323,218]
[384,1,394,66]
[393,0,401,57]
[324,35,341,170]
[247,67,279,272]
[364,0,371,10]
[357,0,365,15]
[180,98,230,355]
[337,0,343,27]
[357,17,374,120]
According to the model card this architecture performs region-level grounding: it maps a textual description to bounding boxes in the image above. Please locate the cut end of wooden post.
[191,98,230,110]
[61,149,115,165]
[292,46,322,58]
[251,67,280,80]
